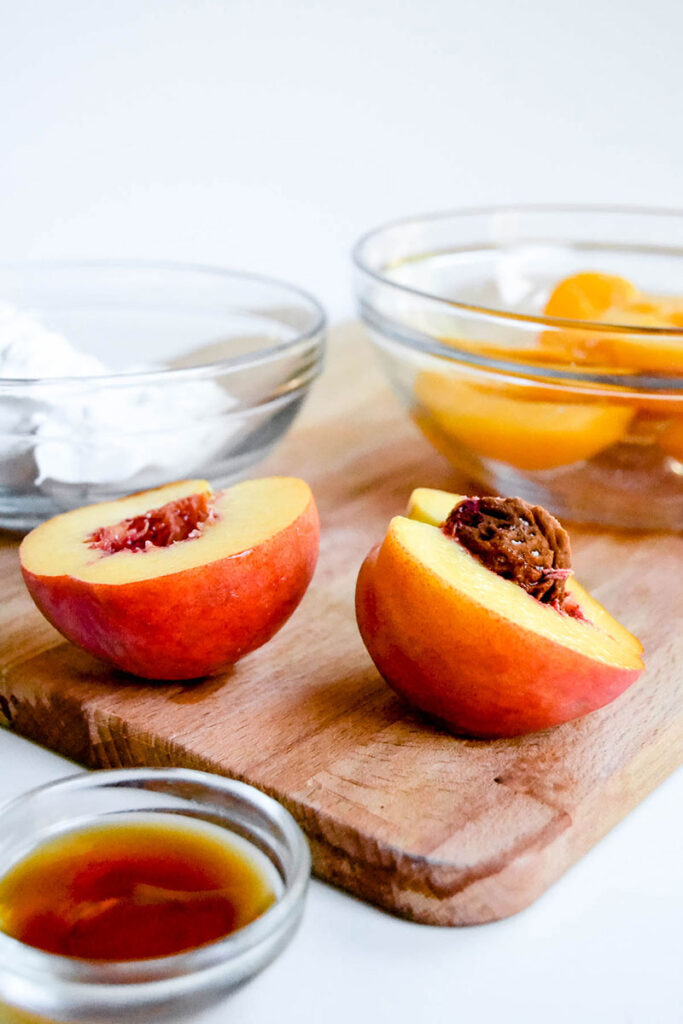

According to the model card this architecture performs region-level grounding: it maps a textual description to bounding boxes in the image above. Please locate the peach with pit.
[356,488,643,738]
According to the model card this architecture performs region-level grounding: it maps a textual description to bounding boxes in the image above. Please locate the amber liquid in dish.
[0,816,277,961]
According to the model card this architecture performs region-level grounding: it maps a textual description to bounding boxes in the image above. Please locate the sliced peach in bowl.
[541,271,683,374]
[544,271,639,322]
[356,489,643,738]
[659,417,683,462]
[414,372,633,471]
[20,477,319,680]
[585,311,683,375]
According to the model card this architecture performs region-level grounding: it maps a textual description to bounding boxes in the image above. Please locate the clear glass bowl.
[353,206,683,530]
[0,263,326,531]
[0,768,310,1023]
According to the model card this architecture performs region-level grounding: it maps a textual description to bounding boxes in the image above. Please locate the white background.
[2,0,683,319]
[1,2,682,1022]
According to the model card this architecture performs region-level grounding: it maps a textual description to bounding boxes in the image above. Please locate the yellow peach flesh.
[414,372,633,470]
[659,418,683,461]
[544,272,639,321]
[406,487,643,657]
[21,477,313,585]
[391,516,642,670]
[542,271,683,373]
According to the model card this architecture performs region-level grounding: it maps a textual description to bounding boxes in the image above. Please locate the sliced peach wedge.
[659,417,683,462]
[414,372,633,471]
[20,477,319,680]
[356,488,643,738]
[541,271,683,374]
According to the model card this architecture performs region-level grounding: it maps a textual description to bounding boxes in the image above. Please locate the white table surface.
[1,2,682,1021]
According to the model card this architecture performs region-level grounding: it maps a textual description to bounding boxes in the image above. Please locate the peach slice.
[356,489,643,737]
[414,372,633,471]
[20,477,319,680]
[659,417,683,462]
[590,309,683,374]
[542,271,683,373]
[544,271,639,321]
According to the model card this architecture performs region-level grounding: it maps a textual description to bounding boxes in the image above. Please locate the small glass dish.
[0,768,310,1023]
[353,206,683,530]
[0,262,326,532]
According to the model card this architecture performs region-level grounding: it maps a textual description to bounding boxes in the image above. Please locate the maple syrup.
[0,815,278,961]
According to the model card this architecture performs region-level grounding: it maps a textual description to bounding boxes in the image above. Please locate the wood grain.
[0,322,681,925]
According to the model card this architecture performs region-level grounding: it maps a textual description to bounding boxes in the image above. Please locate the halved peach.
[20,477,319,680]
[356,489,643,738]
[414,372,633,471]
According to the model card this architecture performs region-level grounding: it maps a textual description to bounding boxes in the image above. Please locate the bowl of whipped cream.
[0,262,326,531]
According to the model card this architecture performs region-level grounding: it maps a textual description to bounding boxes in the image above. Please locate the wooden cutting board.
[0,323,681,926]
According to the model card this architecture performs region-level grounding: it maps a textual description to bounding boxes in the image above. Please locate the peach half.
[356,488,643,738]
[20,477,319,680]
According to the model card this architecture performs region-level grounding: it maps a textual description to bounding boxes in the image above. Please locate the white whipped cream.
[0,302,238,489]
[0,303,109,378]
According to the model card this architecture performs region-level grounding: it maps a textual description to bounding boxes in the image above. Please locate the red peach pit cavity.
[87,493,217,555]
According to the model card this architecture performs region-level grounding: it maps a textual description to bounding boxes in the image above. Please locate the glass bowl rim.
[353,203,683,392]
[0,259,327,390]
[0,766,311,986]
[353,202,683,334]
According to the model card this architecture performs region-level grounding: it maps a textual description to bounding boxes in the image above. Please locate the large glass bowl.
[0,263,326,531]
[353,206,683,530]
